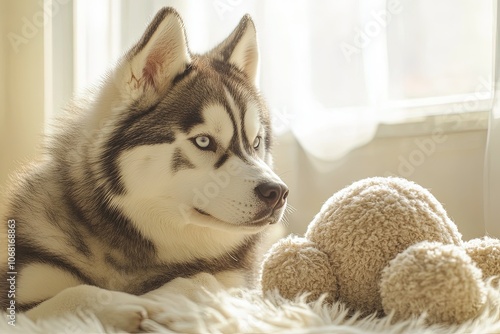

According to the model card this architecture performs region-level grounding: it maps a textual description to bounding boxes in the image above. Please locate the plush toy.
[260,177,500,324]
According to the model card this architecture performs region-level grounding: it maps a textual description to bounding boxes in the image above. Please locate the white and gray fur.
[1,7,288,330]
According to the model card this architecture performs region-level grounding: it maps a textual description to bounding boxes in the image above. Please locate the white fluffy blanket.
[2,277,499,334]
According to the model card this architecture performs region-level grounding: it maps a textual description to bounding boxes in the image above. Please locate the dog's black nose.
[255,182,289,209]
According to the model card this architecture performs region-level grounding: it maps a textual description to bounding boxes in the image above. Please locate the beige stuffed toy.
[260,177,500,324]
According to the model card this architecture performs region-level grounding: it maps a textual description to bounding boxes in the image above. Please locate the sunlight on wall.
[0,0,6,174]
[0,0,45,196]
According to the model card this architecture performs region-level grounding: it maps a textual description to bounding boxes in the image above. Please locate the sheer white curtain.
[485,0,500,238]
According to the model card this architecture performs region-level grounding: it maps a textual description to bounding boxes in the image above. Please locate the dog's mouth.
[194,208,213,218]
[193,207,281,231]
[250,208,280,226]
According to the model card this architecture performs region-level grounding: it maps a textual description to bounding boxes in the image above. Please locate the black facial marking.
[115,103,177,149]
[179,108,204,133]
[165,74,208,133]
[220,80,257,157]
[171,148,195,173]
[221,99,247,161]
[214,153,229,169]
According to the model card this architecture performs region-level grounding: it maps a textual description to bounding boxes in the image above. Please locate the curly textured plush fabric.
[305,177,462,315]
[260,235,337,302]
[464,237,500,280]
[380,241,486,324]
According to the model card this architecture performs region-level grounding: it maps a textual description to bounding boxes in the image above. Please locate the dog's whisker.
[285,204,297,215]
[280,215,290,227]
[277,170,293,177]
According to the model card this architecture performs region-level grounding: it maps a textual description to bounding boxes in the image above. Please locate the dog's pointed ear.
[122,7,191,100]
[210,15,259,85]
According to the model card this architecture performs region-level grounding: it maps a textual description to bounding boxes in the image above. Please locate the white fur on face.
[244,100,262,148]
[188,104,235,151]
[117,144,174,199]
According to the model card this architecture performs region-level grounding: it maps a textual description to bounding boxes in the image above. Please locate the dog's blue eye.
[192,135,216,152]
[253,136,261,149]
[196,136,210,147]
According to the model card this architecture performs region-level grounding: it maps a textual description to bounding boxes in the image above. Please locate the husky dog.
[1,7,288,331]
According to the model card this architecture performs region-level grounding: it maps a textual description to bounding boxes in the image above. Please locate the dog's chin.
[186,207,281,234]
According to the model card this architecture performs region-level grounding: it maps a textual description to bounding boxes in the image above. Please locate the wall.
[274,128,488,241]
[0,0,45,201]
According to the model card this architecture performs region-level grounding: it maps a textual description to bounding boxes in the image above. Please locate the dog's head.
[88,8,287,235]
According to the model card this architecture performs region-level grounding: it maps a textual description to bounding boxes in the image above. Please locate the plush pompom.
[464,237,500,283]
[306,177,462,314]
[381,242,486,324]
[260,235,337,302]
